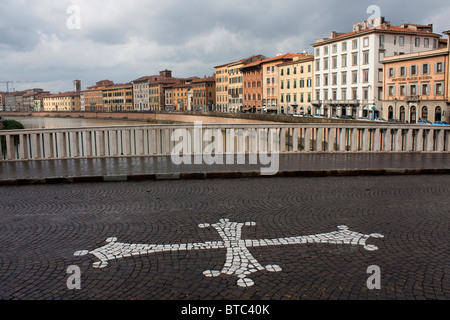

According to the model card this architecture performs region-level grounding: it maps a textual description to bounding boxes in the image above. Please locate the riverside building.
[312,17,443,119]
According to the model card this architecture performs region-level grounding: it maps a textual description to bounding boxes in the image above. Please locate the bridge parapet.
[1,123,449,161]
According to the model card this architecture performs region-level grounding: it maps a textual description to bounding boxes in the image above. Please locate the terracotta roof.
[192,76,216,83]
[276,54,315,67]
[44,92,81,98]
[102,83,133,90]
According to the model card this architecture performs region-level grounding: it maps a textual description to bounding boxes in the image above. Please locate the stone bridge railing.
[1,123,450,161]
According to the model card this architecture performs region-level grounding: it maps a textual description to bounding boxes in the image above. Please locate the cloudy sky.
[1,0,449,93]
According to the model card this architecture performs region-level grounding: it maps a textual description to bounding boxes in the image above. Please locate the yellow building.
[43,92,81,111]
[102,83,133,112]
[172,83,191,111]
[215,64,229,112]
[277,54,315,115]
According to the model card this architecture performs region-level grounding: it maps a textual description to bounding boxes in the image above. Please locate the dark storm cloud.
[0,0,449,93]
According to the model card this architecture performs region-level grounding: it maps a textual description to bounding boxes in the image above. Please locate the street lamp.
[394,98,398,121]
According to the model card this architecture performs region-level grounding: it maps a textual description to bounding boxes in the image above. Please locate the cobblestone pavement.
[0,175,448,302]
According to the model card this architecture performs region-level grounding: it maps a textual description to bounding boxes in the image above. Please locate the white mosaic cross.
[74,218,384,287]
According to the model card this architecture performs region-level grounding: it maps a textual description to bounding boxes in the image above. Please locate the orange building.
[81,80,114,112]
[382,48,449,123]
[241,58,265,113]
[192,76,216,112]
[261,53,300,113]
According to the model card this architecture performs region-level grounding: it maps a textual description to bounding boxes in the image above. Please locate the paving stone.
[0,175,448,300]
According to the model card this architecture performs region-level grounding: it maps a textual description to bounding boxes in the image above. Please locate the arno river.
[2,114,275,129]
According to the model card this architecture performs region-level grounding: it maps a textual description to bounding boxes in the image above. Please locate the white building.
[312,17,443,119]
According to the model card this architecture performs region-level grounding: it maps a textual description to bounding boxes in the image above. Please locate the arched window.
[388,106,394,120]
[435,106,442,121]
[421,106,428,121]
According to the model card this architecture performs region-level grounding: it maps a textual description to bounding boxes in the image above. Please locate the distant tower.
[73,80,81,93]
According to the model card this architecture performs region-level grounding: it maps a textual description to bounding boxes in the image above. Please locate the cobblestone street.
[0,174,448,304]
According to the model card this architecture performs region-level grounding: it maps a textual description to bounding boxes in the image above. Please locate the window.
[411,65,418,76]
[399,36,404,46]
[415,37,420,47]
[341,71,347,85]
[363,88,369,100]
[362,69,369,83]
[424,38,429,48]
[422,83,429,95]
[436,62,444,73]
[300,79,305,88]
[352,39,358,49]
[342,54,347,67]
[315,75,320,87]
[341,88,347,100]
[352,53,358,66]
[399,85,406,96]
[400,66,406,77]
[316,48,320,56]
[422,64,429,75]
[324,74,329,86]
[389,68,395,78]
[307,79,312,87]
[332,44,337,53]
[342,41,347,51]
[315,59,320,71]
[410,85,417,96]
[363,51,369,65]
[324,46,329,55]
[379,35,385,47]
[352,71,358,84]
[388,86,395,96]
[436,83,444,95]
[323,58,329,70]
[332,56,337,69]
[332,73,337,85]
[363,37,369,47]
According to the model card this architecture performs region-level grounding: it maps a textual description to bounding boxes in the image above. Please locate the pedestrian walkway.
[1,152,449,185]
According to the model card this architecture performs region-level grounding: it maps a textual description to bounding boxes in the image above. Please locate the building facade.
[214,55,266,113]
[241,60,265,113]
[132,70,181,112]
[277,54,315,115]
[382,48,449,123]
[192,76,216,112]
[261,53,299,114]
[312,17,443,119]
[215,64,229,112]
[102,83,133,112]
[81,80,114,112]
[43,92,81,111]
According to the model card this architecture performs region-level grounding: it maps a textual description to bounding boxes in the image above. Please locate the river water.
[2,114,276,129]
